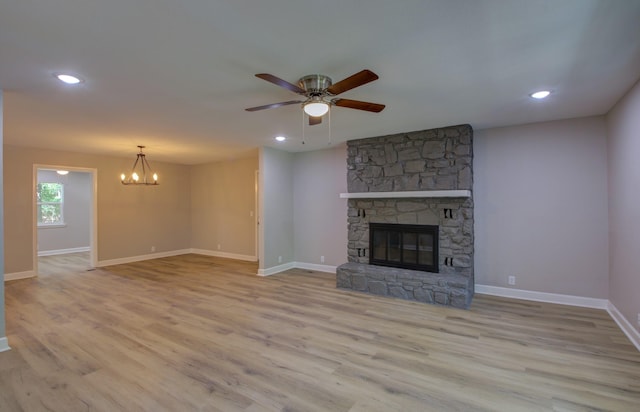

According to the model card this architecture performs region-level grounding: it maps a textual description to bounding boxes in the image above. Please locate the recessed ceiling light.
[530,90,551,99]
[55,74,82,84]
[275,136,286,142]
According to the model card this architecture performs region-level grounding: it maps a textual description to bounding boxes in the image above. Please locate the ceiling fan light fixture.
[303,100,330,117]
[246,70,384,124]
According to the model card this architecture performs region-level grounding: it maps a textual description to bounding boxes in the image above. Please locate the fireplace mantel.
[339,190,471,199]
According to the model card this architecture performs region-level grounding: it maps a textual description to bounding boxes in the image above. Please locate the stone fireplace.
[336,124,474,309]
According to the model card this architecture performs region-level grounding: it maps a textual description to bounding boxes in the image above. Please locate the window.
[37,182,64,226]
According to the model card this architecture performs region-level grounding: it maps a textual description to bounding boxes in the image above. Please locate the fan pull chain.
[328,107,332,146]
[301,109,305,145]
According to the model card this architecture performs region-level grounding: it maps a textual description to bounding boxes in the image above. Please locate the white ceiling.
[1,0,640,165]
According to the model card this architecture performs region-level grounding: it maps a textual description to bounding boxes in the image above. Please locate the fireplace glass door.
[370,223,438,272]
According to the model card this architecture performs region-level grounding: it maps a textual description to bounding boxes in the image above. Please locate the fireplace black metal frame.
[369,223,439,273]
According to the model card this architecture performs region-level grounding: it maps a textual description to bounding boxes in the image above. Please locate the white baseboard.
[4,270,37,282]
[607,302,640,352]
[293,262,337,274]
[257,261,337,276]
[257,262,296,277]
[96,248,258,267]
[475,284,609,309]
[190,248,257,262]
[96,249,191,267]
[0,337,10,352]
[38,246,90,257]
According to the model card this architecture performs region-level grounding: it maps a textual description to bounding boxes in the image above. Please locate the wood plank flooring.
[37,251,93,276]
[1,253,639,411]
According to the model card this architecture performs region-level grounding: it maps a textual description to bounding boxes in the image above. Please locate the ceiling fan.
[245,69,385,125]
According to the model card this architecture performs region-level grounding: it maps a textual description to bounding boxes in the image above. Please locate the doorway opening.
[33,165,98,276]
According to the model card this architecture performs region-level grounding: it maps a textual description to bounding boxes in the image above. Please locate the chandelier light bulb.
[132,172,139,182]
[120,173,126,181]
[153,173,158,182]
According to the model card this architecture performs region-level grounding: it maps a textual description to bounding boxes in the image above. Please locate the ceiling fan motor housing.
[298,74,332,96]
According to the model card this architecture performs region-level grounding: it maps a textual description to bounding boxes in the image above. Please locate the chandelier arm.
[130,156,141,176]
[143,157,154,183]
[140,154,147,183]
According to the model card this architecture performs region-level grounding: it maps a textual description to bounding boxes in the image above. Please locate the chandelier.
[121,145,158,185]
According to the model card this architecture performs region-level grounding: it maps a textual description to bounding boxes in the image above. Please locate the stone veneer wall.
[337,124,474,308]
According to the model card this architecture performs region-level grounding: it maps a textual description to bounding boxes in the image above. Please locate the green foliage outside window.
[37,183,64,225]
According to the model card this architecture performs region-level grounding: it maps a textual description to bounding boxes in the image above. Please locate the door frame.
[33,164,98,274]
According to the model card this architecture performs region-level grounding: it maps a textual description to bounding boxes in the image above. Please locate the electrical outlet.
[508,275,516,286]
[250,211,254,217]
[151,246,156,252]
[217,244,221,250]
[320,256,325,263]
[278,256,282,263]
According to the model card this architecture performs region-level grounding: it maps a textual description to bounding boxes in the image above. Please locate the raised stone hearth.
[337,262,473,308]
[337,124,474,309]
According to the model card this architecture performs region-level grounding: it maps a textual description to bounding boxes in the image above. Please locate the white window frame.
[37,182,66,228]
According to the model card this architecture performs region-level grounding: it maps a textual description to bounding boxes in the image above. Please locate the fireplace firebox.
[369,223,439,273]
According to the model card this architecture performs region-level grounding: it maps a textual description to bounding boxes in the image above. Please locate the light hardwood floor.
[37,251,93,276]
[1,253,639,411]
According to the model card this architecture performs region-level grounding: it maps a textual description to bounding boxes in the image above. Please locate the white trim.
[293,262,337,274]
[33,165,99,275]
[257,262,295,277]
[96,249,191,267]
[475,284,608,309]
[0,337,10,352]
[257,261,337,276]
[607,302,640,352]
[4,270,37,282]
[37,223,67,229]
[190,248,257,262]
[339,190,471,199]
[38,246,90,257]
[254,169,259,267]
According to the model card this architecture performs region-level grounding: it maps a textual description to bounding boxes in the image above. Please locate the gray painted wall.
[293,145,348,267]
[474,116,609,298]
[259,147,294,270]
[280,116,611,304]
[191,154,258,258]
[607,77,640,334]
[37,170,91,253]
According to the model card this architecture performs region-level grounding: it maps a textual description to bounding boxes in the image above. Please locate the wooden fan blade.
[245,100,302,112]
[333,98,385,113]
[255,73,306,94]
[326,69,379,95]
[309,116,322,126]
